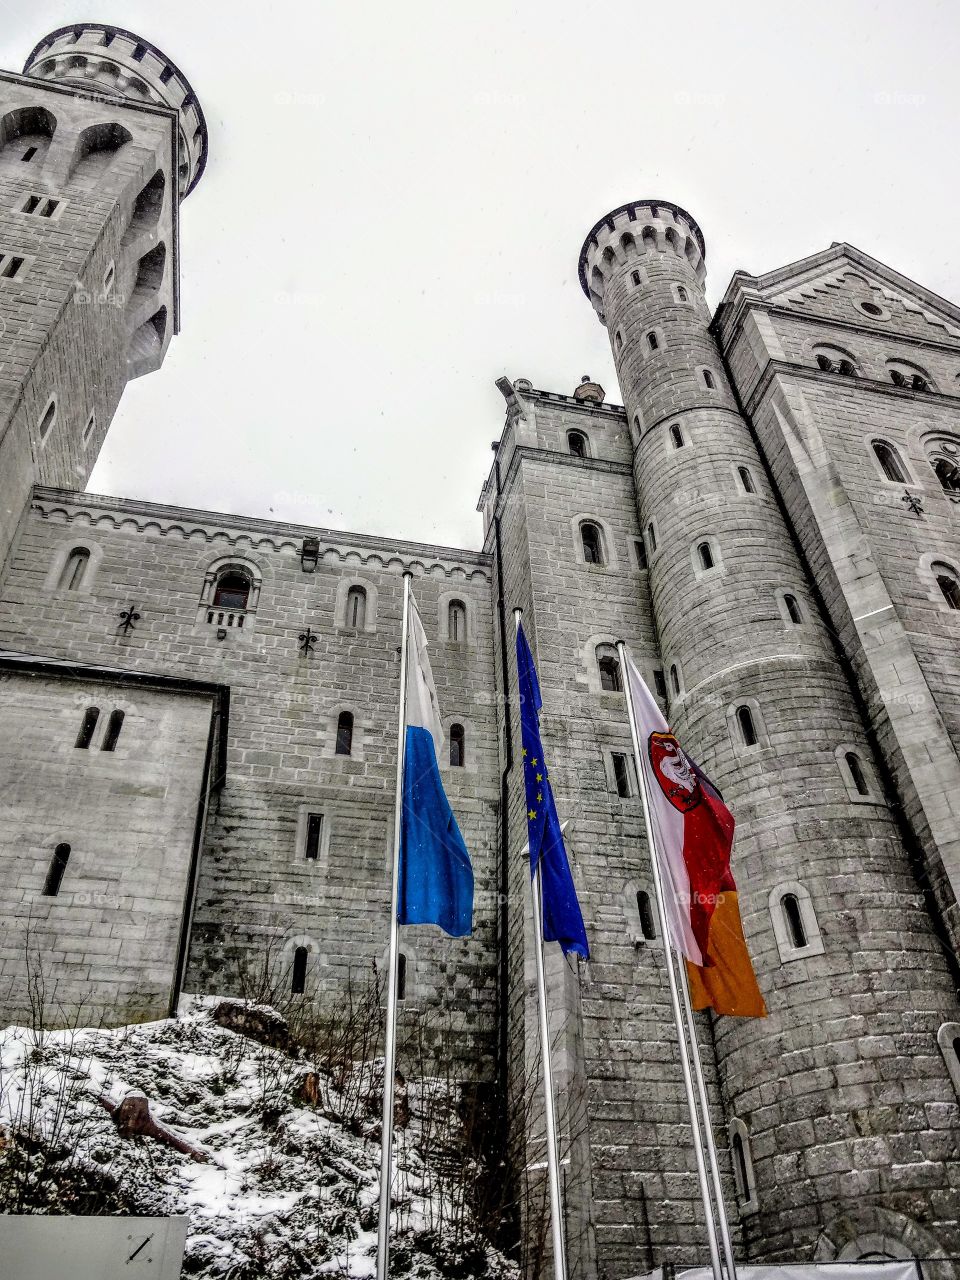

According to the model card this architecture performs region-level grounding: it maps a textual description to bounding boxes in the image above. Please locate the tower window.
[335,711,354,756]
[597,646,623,692]
[636,890,656,941]
[697,542,714,571]
[676,285,688,302]
[669,424,684,449]
[397,951,407,1000]
[631,270,641,287]
[38,398,57,443]
[449,723,465,767]
[702,369,715,390]
[670,664,681,695]
[291,946,308,995]
[448,599,466,642]
[42,843,71,897]
[59,547,90,591]
[581,522,604,565]
[567,430,588,458]
[634,539,648,570]
[933,564,960,610]
[305,813,324,861]
[784,593,803,624]
[615,330,624,352]
[611,752,633,798]
[75,707,100,749]
[844,751,869,796]
[346,585,367,629]
[736,705,758,747]
[82,411,96,447]
[738,466,756,494]
[653,668,666,699]
[647,331,659,351]
[781,894,807,949]
[732,1128,754,1205]
[0,254,25,279]
[872,440,907,483]
[213,571,250,610]
[647,523,657,553]
[21,146,37,162]
[101,710,124,752]
[933,459,960,493]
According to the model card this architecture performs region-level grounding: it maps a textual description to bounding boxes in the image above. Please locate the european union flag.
[516,621,589,958]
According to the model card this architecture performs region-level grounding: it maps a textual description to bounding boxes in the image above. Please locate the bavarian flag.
[624,649,765,1017]
[516,621,589,958]
[397,591,474,936]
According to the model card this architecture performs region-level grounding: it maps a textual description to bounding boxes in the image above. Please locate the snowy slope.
[0,1002,518,1280]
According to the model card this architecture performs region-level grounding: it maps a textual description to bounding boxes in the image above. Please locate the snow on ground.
[0,1005,518,1280]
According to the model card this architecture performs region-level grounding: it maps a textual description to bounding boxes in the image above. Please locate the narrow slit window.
[676,285,688,302]
[784,594,803,624]
[1,255,25,279]
[647,523,657,553]
[653,669,666,698]
[101,710,124,752]
[737,705,758,747]
[936,568,960,610]
[21,146,37,162]
[448,599,466,642]
[335,711,354,756]
[647,331,659,351]
[42,843,71,897]
[449,723,465,767]
[738,466,755,494]
[615,330,623,352]
[38,399,56,443]
[75,707,99,749]
[631,270,641,286]
[291,946,308,995]
[305,813,323,861]
[670,664,680,695]
[59,547,90,591]
[82,412,96,447]
[702,369,715,390]
[670,424,684,449]
[698,542,714,571]
[636,890,656,940]
[634,539,648,570]
[598,650,623,692]
[346,585,367,629]
[612,752,632,798]
[397,951,407,1000]
[845,751,869,796]
[567,431,587,458]
[732,1131,751,1202]
[781,893,807,948]
[872,441,906,483]
[581,522,604,565]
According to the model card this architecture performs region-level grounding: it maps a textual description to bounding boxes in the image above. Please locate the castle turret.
[0,24,206,577]
[579,202,960,1261]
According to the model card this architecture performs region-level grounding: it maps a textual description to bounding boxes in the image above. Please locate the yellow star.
[536,772,543,782]
[528,809,537,821]
[537,792,543,802]
[531,758,538,767]
[521,747,528,758]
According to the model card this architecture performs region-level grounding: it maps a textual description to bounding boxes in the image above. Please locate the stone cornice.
[742,357,960,420]
[31,487,492,582]
[482,446,633,533]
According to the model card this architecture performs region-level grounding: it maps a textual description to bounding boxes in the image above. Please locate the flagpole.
[377,569,412,1280]
[515,607,568,1280]
[616,641,724,1280]
[675,952,739,1280]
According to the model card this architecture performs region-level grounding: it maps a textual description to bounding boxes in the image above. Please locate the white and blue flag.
[397,593,474,936]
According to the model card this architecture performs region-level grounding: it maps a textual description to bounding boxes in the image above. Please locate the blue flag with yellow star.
[516,621,589,958]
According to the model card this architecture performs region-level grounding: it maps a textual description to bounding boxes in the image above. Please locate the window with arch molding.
[596,645,623,692]
[669,663,681,696]
[836,744,877,801]
[636,890,656,941]
[845,751,869,795]
[213,570,251,611]
[647,331,659,352]
[291,946,308,995]
[676,285,688,302]
[932,456,960,495]
[346,585,367,629]
[737,466,756,494]
[448,599,467,642]
[335,711,354,757]
[567,430,588,458]
[813,345,857,376]
[697,541,714,571]
[933,562,960,610]
[701,369,716,390]
[768,881,825,962]
[736,705,758,748]
[580,522,604,565]
[669,423,684,449]
[449,723,465,767]
[730,1120,758,1212]
[784,593,804,625]
[631,270,641,287]
[871,440,908,483]
[888,359,934,392]
[58,547,90,591]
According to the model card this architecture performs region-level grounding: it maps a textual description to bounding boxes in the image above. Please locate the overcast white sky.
[3,1,958,550]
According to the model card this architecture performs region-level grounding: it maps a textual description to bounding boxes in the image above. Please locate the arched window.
[872,440,907,483]
[676,285,688,302]
[43,843,71,897]
[58,547,90,591]
[449,723,465,767]
[636,890,656,941]
[448,599,466,642]
[567,430,587,458]
[731,1126,754,1206]
[781,894,807,948]
[291,946,308,995]
[889,361,934,392]
[845,751,869,796]
[670,664,681,695]
[101,710,124,752]
[213,571,251,610]
[581,522,604,565]
[934,564,960,610]
[838,360,855,376]
[669,423,684,449]
[647,331,659,351]
[615,330,624,352]
[346,585,367,629]
[697,542,714,571]
[738,466,755,494]
[75,706,99,749]
[335,711,354,756]
[816,354,834,372]
[736,705,758,747]
[631,270,641,287]
[597,646,623,692]
[933,458,960,493]
[784,593,803,624]
[702,369,715,390]
[397,951,408,1000]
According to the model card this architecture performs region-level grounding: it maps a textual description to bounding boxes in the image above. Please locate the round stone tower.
[579,202,960,1260]
[23,23,207,197]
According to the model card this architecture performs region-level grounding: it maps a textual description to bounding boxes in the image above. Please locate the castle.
[2,23,960,1280]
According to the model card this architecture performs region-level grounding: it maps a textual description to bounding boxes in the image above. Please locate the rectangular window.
[82,411,95,446]
[653,668,667,698]
[0,253,25,280]
[611,751,637,799]
[305,812,324,861]
[634,539,648,570]
[18,194,60,218]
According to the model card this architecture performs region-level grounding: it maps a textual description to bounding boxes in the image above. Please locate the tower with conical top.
[579,201,960,1262]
